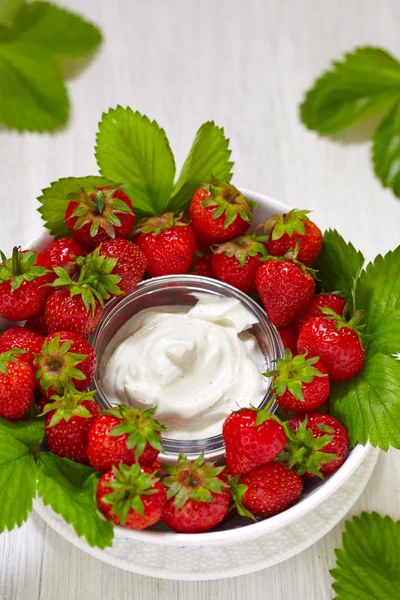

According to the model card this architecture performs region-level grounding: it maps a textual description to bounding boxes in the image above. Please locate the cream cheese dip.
[100,294,268,440]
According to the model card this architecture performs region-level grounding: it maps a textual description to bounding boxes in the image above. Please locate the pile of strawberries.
[0,181,366,534]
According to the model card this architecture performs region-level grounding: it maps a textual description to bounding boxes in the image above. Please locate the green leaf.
[37,175,112,237]
[373,100,400,197]
[95,106,176,216]
[0,410,45,448]
[331,353,400,450]
[12,1,102,57]
[0,433,36,532]
[168,121,233,211]
[37,452,113,548]
[300,46,400,134]
[0,0,23,28]
[331,512,400,599]
[314,229,365,302]
[0,41,69,131]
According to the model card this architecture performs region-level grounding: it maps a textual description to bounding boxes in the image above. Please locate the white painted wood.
[0,0,399,597]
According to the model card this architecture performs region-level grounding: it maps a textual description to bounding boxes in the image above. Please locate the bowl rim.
[26,187,371,549]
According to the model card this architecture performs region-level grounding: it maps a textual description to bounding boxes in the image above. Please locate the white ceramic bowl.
[2,189,370,552]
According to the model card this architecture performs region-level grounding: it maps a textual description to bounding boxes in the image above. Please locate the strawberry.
[190,253,214,277]
[230,462,303,518]
[40,388,100,463]
[44,237,88,276]
[97,463,166,530]
[161,453,230,533]
[260,209,322,266]
[0,326,44,366]
[255,257,316,327]
[284,413,349,478]
[297,312,365,381]
[0,248,53,321]
[135,213,196,277]
[222,407,287,475]
[211,235,267,293]
[0,349,35,420]
[25,312,49,336]
[98,238,147,295]
[34,331,96,398]
[189,183,255,245]
[87,405,166,473]
[264,349,330,412]
[44,247,123,337]
[295,293,346,330]
[277,324,298,355]
[45,290,103,338]
[65,186,135,247]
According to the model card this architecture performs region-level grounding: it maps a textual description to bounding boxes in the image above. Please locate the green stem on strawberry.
[11,246,22,276]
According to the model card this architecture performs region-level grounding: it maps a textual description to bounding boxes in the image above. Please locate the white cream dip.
[100,294,268,440]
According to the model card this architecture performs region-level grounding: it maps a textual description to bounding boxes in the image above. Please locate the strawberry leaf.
[0,409,45,448]
[314,229,365,304]
[12,1,102,57]
[37,176,112,238]
[37,452,113,549]
[372,100,400,197]
[168,121,234,212]
[95,106,176,216]
[300,46,400,135]
[0,432,37,532]
[0,0,23,28]
[331,512,400,600]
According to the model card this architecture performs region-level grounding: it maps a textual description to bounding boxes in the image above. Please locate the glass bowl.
[91,274,284,463]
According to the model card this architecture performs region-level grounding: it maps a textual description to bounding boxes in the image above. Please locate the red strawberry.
[45,290,103,338]
[0,248,53,321]
[36,394,51,414]
[41,387,100,463]
[261,209,322,266]
[189,183,255,245]
[285,413,349,478]
[135,213,196,277]
[295,293,346,330]
[222,407,287,475]
[265,349,330,412]
[87,405,166,473]
[297,312,365,381]
[277,324,298,355]
[45,237,88,275]
[25,312,49,336]
[231,462,303,518]
[190,253,214,278]
[255,258,316,327]
[0,326,44,366]
[161,453,230,533]
[34,331,96,398]
[65,186,135,247]
[98,238,147,295]
[211,235,267,293]
[97,463,166,530]
[0,349,35,420]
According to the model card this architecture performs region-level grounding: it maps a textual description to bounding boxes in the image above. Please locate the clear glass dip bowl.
[91,274,284,463]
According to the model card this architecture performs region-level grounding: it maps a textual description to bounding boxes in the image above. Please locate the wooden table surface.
[0,0,399,598]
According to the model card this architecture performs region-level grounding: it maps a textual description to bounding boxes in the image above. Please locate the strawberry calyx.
[49,247,123,314]
[259,246,318,279]
[264,349,327,402]
[320,306,365,336]
[233,400,284,427]
[34,333,88,395]
[213,234,268,267]
[201,182,257,229]
[134,212,188,236]
[0,348,27,375]
[161,452,228,509]
[40,387,96,427]
[258,209,311,240]
[66,185,133,239]
[277,417,338,478]
[0,247,50,291]
[102,462,161,524]
[104,404,167,460]
[227,475,256,521]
